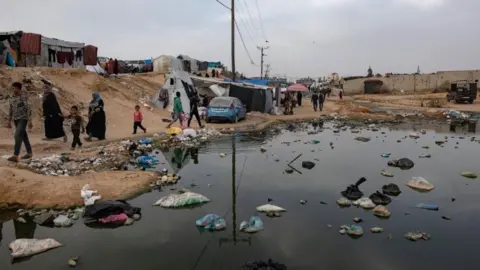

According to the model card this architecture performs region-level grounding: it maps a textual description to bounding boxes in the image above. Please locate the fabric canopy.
[287,84,309,92]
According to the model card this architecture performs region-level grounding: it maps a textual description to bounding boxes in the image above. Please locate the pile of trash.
[444,109,470,120]
[22,151,126,176]
[154,128,222,148]
[15,207,85,228]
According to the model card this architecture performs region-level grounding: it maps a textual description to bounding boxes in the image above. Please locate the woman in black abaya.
[85,92,106,141]
[42,85,67,141]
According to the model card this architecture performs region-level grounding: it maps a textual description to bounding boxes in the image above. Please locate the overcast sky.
[1,0,478,78]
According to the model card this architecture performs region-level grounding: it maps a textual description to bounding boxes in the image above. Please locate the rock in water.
[124,218,134,226]
[336,197,352,207]
[53,215,73,227]
[347,225,364,237]
[388,158,414,170]
[381,170,394,177]
[16,217,27,224]
[373,205,391,218]
[382,183,401,196]
[461,172,478,179]
[133,214,141,221]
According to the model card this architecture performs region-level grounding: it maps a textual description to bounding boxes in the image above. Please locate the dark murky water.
[1,120,480,270]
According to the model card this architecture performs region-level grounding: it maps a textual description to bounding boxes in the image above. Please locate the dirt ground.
[1,66,478,210]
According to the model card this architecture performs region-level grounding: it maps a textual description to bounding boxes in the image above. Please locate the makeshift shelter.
[191,75,229,97]
[153,55,183,73]
[229,83,273,113]
[364,79,384,94]
[24,35,85,68]
[153,69,194,114]
[178,55,199,74]
[0,31,23,66]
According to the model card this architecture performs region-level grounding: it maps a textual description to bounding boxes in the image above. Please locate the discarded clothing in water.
[85,200,141,219]
[369,191,392,205]
[9,238,62,259]
[154,191,210,208]
[407,177,434,192]
[416,203,439,211]
[138,137,153,145]
[241,259,287,270]
[256,204,286,213]
[388,158,414,170]
[341,177,367,200]
[382,183,401,196]
[99,213,128,224]
[301,161,315,170]
[352,197,375,209]
[195,214,226,231]
[240,216,264,233]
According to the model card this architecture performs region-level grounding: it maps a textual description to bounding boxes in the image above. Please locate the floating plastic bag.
[9,238,62,259]
[80,184,102,206]
[196,214,226,231]
[337,197,352,207]
[352,197,375,209]
[53,215,73,227]
[461,172,478,179]
[407,177,434,192]
[347,224,364,237]
[256,204,286,213]
[240,216,264,233]
[416,203,439,211]
[373,205,391,218]
[137,155,159,167]
[138,137,153,145]
[154,191,210,208]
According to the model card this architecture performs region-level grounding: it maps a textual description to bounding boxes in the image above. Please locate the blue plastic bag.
[239,216,264,233]
[137,155,159,168]
[138,137,153,145]
[416,203,439,211]
[196,214,226,231]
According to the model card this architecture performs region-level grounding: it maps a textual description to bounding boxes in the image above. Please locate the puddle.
[1,121,480,269]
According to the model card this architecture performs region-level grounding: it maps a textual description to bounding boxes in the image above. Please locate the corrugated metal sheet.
[83,45,98,65]
[20,33,41,55]
[41,36,84,48]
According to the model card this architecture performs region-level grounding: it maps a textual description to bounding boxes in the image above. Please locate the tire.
[206,118,211,123]
[232,114,239,124]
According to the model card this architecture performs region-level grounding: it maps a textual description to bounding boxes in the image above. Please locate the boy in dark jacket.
[68,105,85,150]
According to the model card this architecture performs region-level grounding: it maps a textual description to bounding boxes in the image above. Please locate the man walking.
[7,82,33,162]
[166,92,183,128]
[318,91,325,111]
[188,92,204,128]
[311,91,319,111]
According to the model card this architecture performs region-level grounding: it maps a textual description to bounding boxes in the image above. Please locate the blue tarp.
[208,62,222,68]
[223,78,270,86]
[144,59,152,65]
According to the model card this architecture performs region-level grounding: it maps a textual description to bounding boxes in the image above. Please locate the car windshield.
[210,98,232,107]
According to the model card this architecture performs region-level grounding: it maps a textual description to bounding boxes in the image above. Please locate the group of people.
[166,90,204,129]
[310,91,326,112]
[7,82,107,162]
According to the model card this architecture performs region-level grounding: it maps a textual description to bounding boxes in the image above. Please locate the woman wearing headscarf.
[42,84,67,141]
[85,92,106,141]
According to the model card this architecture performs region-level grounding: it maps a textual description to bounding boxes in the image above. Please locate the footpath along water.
[1,121,480,269]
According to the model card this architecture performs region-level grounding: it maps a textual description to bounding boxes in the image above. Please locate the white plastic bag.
[81,184,102,206]
[353,197,376,209]
[256,204,286,213]
[183,128,197,137]
[9,238,62,259]
[407,177,435,192]
[154,191,210,208]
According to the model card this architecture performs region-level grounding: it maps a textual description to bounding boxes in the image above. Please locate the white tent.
[153,69,193,114]
[153,55,183,73]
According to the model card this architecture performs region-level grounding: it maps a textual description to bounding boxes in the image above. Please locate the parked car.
[206,97,247,123]
[447,80,478,104]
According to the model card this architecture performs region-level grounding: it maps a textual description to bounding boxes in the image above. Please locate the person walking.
[318,91,325,111]
[42,84,67,142]
[133,105,147,134]
[166,92,183,128]
[297,91,303,106]
[67,105,85,150]
[311,91,319,111]
[188,92,204,128]
[7,82,33,162]
[85,92,106,141]
[339,89,343,100]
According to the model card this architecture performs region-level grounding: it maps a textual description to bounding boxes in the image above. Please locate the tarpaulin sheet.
[83,45,98,65]
[20,33,41,55]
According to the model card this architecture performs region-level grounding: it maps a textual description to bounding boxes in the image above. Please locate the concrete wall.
[343,70,480,94]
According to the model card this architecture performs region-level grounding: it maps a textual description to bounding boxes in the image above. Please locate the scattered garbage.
[353,217,363,223]
[311,140,320,144]
[240,216,264,233]
[381,153,391,158]
[53,215,73,227]
[33,211,56,226]
[68,257,79,268]
[299,200,307,205]
[381,170,394,177]
[407,177,435,192]
[138,137,153,145]
[419,154,431,158]
[416,203,439,211]
[461,172,478,179]
[84,200,141,227]
[388,158,415,170]
[220,153,227,158]
[341,177,366,200]
[166,127,183,135]
[409,132,420,139]
[355,137,371,142]
[154,191,210,208]
[256,204,286,213]
[369,191,392,205]
[382,183,401,196]
[183,128,197,137]
[136,155,159,168]
[98,213,128,224]
[337,197,352,207]
[80,184,102,206]
[352,197,375,209]
[241,259,287,270]
[301,161,316,170]
[441,216,452,221]
[370,227,383,233]
[373,205,391,218]
[196,214,227,231]
[9,238,62,259]
[404,231,430,241]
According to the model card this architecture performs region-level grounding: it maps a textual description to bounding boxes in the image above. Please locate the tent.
[153,55,183,73]
[191,75,229,97]
[229,83,273,113]
[153,69,194,114]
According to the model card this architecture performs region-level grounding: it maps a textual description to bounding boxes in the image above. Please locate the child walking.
[68,106,85,150]
[133,105,147,134]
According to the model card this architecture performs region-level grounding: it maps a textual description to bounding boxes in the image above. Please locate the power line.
[242,0,260,42]
[235,19,256,65]
[215,0,230,9]
[255,0,267,40]
[234,5,257,47]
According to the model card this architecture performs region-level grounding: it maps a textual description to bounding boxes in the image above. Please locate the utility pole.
[264,64,271,79]
[231,0,236,81]
[257,45,269,79]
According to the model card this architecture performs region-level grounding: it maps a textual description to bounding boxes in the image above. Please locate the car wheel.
[233,114,239,124]
[206,118,211,123]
